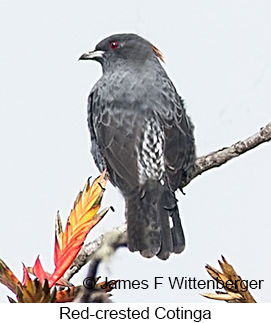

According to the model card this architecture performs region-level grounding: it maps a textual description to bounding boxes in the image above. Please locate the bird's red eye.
[110,41,119,50]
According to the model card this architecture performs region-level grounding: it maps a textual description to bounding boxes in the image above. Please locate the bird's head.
[79,33,164,71]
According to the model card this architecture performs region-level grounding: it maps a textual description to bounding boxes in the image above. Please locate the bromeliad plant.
[0,171,109,302]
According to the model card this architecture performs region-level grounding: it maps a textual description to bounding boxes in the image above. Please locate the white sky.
[0,0,270,303]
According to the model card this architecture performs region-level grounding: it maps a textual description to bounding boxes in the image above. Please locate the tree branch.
[73,224,127,303]
[181,122,271,188]
[65,223,127,281]
[67,122,271,282]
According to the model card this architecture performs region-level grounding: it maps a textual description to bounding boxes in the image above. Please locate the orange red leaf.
[0,171,109,302]
[49,171,108,287]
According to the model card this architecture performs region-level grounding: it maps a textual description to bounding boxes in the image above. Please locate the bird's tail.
[126,180,185,260]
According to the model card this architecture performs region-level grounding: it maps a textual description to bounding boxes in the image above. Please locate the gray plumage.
[79,33,195,260]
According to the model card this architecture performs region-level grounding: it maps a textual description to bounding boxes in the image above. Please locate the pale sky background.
[0,0,270,303]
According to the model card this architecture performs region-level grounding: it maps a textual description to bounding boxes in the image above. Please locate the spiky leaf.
[0,259,21,294]
[49,171,108,287]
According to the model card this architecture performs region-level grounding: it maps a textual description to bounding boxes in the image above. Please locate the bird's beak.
[78,50,105,61]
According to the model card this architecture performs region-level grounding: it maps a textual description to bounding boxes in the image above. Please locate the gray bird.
[79,33,195,260]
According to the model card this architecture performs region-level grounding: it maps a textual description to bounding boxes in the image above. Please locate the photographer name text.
[83,276,264,292]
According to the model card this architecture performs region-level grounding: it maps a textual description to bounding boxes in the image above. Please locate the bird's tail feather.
[126,180,185,260]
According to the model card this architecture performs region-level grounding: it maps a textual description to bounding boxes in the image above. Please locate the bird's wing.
[88,91,140,194]
[156,90,195,191]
